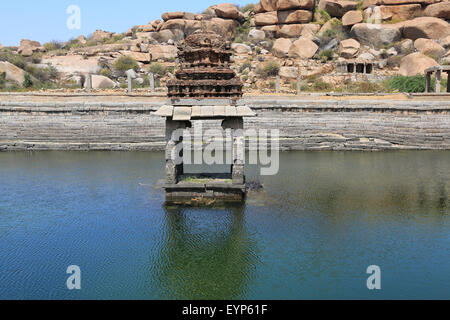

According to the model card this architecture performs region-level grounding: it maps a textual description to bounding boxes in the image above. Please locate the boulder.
[127,52,152,63]
[249,29,266,41]
[402,17,450,40]
[18,39,43,57]
[398,52,439,76]
[40,56,101,74]
[351,23,401,47]
[162,12,185,21]
[362,0,442,9]
[157,29,184,42]
[211,3,243,20]
[342,10,363,27]
[441,35,450,49]
[277,24,305,37]
[277,0,315,11]
[259,0,278,12]
[91,30,113,41]
[272,38,293,57]
[398,39,414,54]
[160,19,186,32]
[255,11,278,26]
[378,4,423,21]
[86,75,116,89]
[289,37,319,59]
[424,2,450,20]
[339,38,361,58]
[0,61,27,85]
[414,38,446,58]
[184,20,203,36]
[279,66,299,78]
[261,25,279,37]
[232,43,252,54]
[358,52,376,61]
[277,10,313,24]
[206,18,238,37]
[148,45,178,61]
[318,18,341,36]
[318,0,357,18]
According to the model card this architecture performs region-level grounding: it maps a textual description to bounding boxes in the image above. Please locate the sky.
[0,0,253,46]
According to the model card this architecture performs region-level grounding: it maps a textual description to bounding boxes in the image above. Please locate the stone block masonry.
[0,96,449,151]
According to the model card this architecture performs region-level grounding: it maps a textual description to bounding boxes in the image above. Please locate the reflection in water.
[150,204,258,300]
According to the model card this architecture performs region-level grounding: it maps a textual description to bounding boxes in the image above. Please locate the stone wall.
[0,98,449,151]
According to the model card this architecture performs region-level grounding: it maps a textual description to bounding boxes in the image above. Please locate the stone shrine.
[155,30,255,204]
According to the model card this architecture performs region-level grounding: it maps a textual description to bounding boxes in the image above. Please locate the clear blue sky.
[0,0,253,46]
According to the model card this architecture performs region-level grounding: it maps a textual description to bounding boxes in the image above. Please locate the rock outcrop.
[0,61,27,85]
[424,2,450,19]
[318,0,357,18]
[254,0,315,38]
[351,23,402,47]
[18,39,44,57]
[342,10,363,27]
[402,17,450,40]
[414,38,446,58]
[272,38,293,57]
[398,52,439,76]
[288,37,319,59]
[339,38,361,58]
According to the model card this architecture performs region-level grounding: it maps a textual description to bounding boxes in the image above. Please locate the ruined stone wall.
[0,98,449,151]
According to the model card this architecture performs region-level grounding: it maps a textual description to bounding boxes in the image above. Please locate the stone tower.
[155,30,255,204]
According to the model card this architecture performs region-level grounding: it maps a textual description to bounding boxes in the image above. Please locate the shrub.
[114,56,138,72]
[318,49,333,62]
[239,60,252,73]
[44,40,63,52]
[311,79,332,92]
[148,62,166,77]
[257,61,280,77]
[318,9,331,22]
[100,68,112,78]
[386,75,428,93]
[23,74,33,88]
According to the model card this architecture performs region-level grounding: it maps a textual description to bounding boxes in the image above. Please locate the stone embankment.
[0,94,449,151]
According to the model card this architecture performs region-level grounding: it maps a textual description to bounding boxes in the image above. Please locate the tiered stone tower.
[155,30,255,204]
[167,31,243,99]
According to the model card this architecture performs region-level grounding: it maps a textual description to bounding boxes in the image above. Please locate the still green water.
[0,151,448,300]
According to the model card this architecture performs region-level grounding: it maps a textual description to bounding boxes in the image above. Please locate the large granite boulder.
[277,24,304,37]
[85,75,116,89]
[318,0,358,18]
[288,37,319,58]
[41,56,101,74]
[0,61,27,85]
[351,23,401,47]
[402,17,450,40]
[424,2,450,20]
[91,30,113,42]
[342,10,363,27]
[376,4,423,21]
[18,39,44,57]
[339,38,361,58]
[414,38,446,58]
[277,9,313,24]
[256,0,278,13]
[398,52,439,76]
[272,38,293,57]
[277,0,315,11]
[249,28,266,41]
[211,3,244,20]
[255,11,279,25]
[232,43,252,54]
[148,45,178,61]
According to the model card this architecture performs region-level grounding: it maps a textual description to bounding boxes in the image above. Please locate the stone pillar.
[435,70,441,93]
[426,72,431,93]
[86,73,92,92]
[275,75,280,94]
[222,118,245,185]
[149,73,155,93]
[447,72,450,93]
[297,74,301,96]
[165,119,191,185]
[127,73,132,94]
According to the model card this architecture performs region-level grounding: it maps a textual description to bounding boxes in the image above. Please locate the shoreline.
[1,94,449,152]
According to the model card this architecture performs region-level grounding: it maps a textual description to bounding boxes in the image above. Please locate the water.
[0,151,448,300]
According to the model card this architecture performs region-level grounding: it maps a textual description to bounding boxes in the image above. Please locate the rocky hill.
[0,0,449,93]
